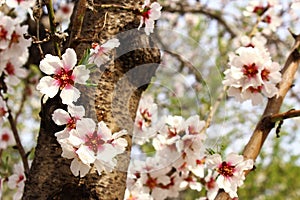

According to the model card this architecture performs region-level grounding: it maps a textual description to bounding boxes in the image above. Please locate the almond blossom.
[88,38,120,67]
[0,97,7,125]
[206,153,254,198]
[59,118,128,176]
[133,95,158,145]
[52,104,85,141]
[7,162,26,200]
[222,46,282,105]
[0,127,15,149]
[36,48,90,105]
[243,0,282,35]
[138,0,162,35]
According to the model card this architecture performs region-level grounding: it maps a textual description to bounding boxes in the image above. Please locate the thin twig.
[268,109,300,123]
[7,109,30,175]
[45,0,61,57]
[161,3,237,38]
[201,86,228,134]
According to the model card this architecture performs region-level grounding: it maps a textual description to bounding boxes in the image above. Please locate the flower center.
[141,7,151,20]
[263,15,272,24]
[85,132,105,154]
[61,5,71,14]
[9,31,20,47]
[188,125,198,135]
[5,62,15,75]
[140,108,152,127]
[217,161,235,177]
[67,117,77,130]
[249,85,262,93]
[145,175,157,190]
[0,25,8,41]
[261,68,270,81]
[167,127,178,138]
[1,133,10,142]
[243,63,259,78]
[206,177,216,190]
[53,68,74,89]
[0,107,7,117]
[253,5,267,16]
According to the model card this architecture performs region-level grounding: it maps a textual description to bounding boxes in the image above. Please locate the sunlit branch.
[161,3,237,38]
[215,31,300,200]
[268,109,300,123]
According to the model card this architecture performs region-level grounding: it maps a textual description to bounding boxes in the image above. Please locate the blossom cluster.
[222,44,282,105]
[243,0,282,35]
[0,12,31,93]
[124,96,254,200]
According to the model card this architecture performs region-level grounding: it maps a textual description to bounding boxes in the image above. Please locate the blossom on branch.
[206,153,254,198]
[88,38,120,67]
[222,46,282,105]
[52,104,85,141]
[138,0,162,35]
[7,162,26,200]
[0,127,15,149]
[58,118,128,177]
[36,48,90,105]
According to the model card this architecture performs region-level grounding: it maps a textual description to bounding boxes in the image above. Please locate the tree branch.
[215,33,300,200]
[161,2,237,38]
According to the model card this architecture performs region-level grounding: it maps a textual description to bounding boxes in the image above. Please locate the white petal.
[73,65,90,84]
[97,121,112,141]
[40,54,62,74]
[52,109,70,125]
[68,104,85,118]
[76,118,96,136]
[76,145,96,164]
[60,85,80,105]
[101,38,120,50]
[36,76,59,98]
[62,48,77,71]
[70,158,91,177]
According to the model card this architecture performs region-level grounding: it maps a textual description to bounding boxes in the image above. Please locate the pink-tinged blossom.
[243,0,282,35]
[52,104,85,141]
[60,142,91,177]
[64,118,127,176]
[36,48,90,105]
[222,46,282,105]
[152,115,184,150]
[0,97,8,125]
[138,0,162,35]
[5,0,35,21]
[179,171,202,192]
[88,38,120,67]
[206,153,254,198]
[133,95,158,145]
[0,13,15,49]
[55,2,74,25]
[2,58,28,87]
[0,127,15,149]
[7,162,26,200]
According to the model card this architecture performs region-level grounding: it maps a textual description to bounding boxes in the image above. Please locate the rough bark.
[23,0,160,199]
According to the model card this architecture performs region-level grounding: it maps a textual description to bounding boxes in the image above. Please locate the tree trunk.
[23,0,160,199]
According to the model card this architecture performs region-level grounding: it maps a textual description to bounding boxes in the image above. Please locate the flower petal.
[62,48,77,71]
[36,76,59,98]
[60,85,80,105]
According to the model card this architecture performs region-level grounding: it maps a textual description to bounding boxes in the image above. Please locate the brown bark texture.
[23,0,160,199]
